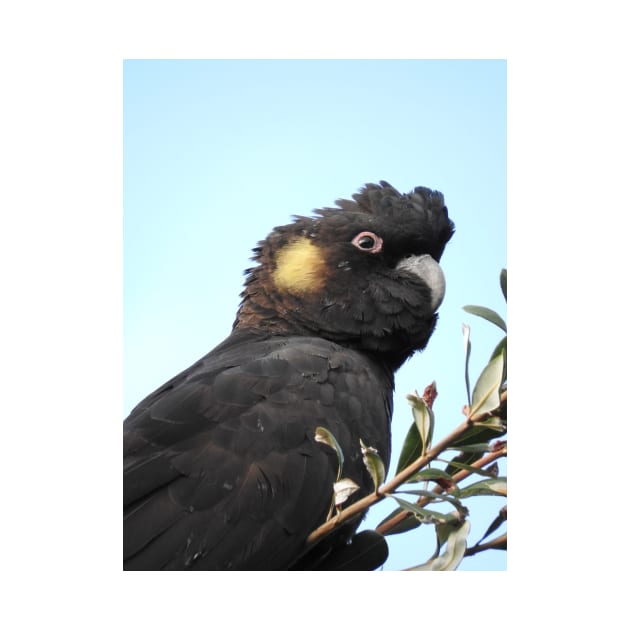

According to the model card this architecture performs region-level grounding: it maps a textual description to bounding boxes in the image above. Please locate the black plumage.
[124,181,454,570]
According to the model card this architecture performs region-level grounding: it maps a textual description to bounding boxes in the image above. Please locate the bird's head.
[235,181,455,368]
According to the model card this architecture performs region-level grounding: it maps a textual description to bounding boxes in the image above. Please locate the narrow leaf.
[462,323,472,406]
[314,426,344,480]
[394,489,467,514]
[376,506,423,535]
[500,268,507,301]
[474,505,507,546]
[407,468,456,484]
[360,439,385,491]
[404,558,434,571]
[390,496,450,525]
[443,448,499,477]
[431,520,471,571]
[395,421,422,474]
[490,336,507,362]
[407,520,471,571]
[490,336,507,386]
[406,392,434,456]
[448,419,505,449]
[463,305,507,333]
[333,478,360,508]
[456,477,507,498]
[477,416,505,430]
[469,353,505,418]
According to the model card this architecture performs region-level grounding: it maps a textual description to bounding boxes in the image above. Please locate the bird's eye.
[352,231,383,254]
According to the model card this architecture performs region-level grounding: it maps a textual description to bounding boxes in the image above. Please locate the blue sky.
[124,59,507,570]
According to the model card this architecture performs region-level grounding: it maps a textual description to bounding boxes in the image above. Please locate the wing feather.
[123,333,392,570]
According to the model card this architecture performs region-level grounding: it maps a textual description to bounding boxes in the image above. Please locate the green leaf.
[455,477,507,498]
[407,520,471,571]
[490,336,507,386]
[477,416,505,430]
[500,268,507,301]
[405,393,434,456]
[390,496,450,525]
[395,489,467,514]
[490,336,507,362]
[474,505,507,546]
[469,352,505,418]
[463,305,507,333]
[314,426,344,480]
[407,467,456,484]
[443,446,504,477]
[462,323,472,406]
[360,439,385,491]
[395,421,422,474]
[448,419,506,450]
[376,506,423,535]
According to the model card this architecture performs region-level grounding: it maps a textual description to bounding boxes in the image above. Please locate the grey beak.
[396,254,446,311]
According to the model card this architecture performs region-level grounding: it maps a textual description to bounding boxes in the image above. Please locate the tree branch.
[306,389,507,546]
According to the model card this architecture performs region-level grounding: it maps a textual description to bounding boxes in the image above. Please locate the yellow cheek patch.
[273,237,326,295]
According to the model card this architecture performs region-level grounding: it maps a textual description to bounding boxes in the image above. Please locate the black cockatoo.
[124,181,454,570]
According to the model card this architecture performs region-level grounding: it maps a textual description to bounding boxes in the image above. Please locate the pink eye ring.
[352,231,383,253]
